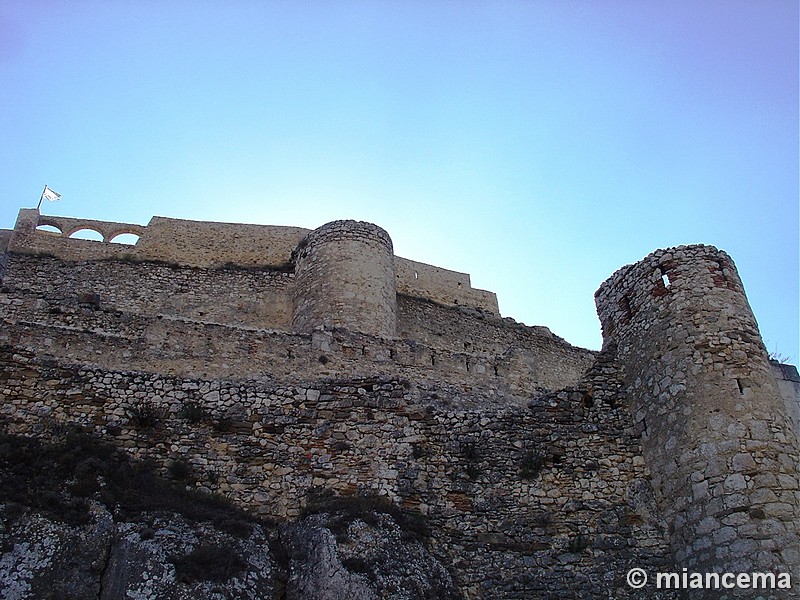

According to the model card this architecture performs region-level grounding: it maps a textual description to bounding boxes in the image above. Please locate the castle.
[1,208,798,598]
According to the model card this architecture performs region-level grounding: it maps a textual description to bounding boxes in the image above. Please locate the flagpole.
[36,185,47,211]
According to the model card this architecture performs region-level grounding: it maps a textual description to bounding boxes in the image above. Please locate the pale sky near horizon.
[1,1,798,361]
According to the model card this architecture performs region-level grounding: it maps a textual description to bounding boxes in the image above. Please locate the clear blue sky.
[1,1,797,360]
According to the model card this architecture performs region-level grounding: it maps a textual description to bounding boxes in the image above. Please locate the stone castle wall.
[595,244,800,593]
[395,256,498,313]
[0,252,592,394]
[13,209,309,267]
[0,345,674,598]
[2,208,799,598]
[8,209,498,314]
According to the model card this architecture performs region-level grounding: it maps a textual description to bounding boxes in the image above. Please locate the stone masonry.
[595,246,800,591]
[292,221,398,337]
[1,208,798,599]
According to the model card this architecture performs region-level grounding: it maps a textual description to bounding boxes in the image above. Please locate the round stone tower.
[291,220,397,338]
[595,245,799,587]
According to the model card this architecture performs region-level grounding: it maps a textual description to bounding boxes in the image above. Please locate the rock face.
[1,506,113,600]
[282,501,457,600]
[0,499,456,600]
[0,433,456,600]
[1,507,278,600]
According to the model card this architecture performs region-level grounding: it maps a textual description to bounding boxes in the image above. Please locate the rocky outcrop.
[0,504,458,600]
[0,432,458,600]
[282,501,457,600]
[1,506,279,600]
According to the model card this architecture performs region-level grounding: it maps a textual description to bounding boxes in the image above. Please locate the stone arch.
[36,217,65,235]
[35,224,63,235]
[68,228,104,241]
[108,231,141,245]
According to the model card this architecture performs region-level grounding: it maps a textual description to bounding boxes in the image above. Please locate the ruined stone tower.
[291,220,398,337]
[596,245,800,587]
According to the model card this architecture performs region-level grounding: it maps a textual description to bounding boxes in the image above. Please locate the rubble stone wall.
[0,252,593,392]
[0,346,674,599]
[6,210,497,314]
[1,252,295,331]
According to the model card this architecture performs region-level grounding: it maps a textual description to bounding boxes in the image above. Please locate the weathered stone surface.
[282,511,457,600]
[596,245,800,596]
[292,220,398,338]
[0,506,113,600]
[0,506,279,600]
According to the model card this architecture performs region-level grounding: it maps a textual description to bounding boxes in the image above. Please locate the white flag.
[42,186,61,202]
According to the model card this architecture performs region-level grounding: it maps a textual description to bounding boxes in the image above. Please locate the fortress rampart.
[0,253,589,394]
[2,208,799,599]
[10,209,499,315]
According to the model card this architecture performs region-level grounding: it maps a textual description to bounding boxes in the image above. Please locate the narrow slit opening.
[620,295,633,320]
